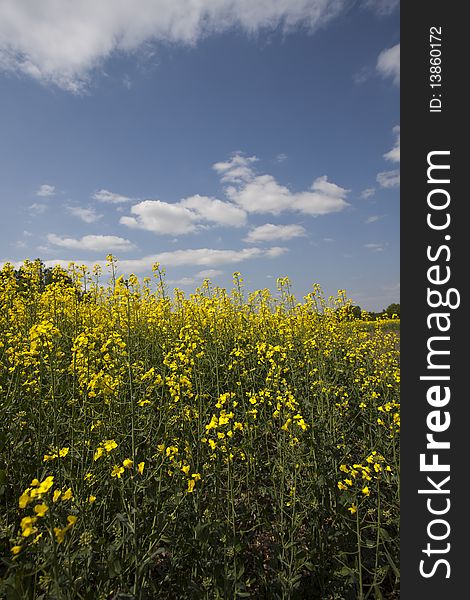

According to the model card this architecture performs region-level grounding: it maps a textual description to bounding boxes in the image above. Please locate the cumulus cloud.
[28,203,47,215]
[121,200,197,235]
[383,125,400,163]
[47,234,134,251]
[36,184,56,197]
[219,153,350,216]
[376,169,400,188]
[361,187,376,199]
[92,189,133,204]
[364,242,385,252]
[377,43,400,85]
[67,205,103,223]
[244,223,306,243]
[120,192,247,236]
[365,215,383,224]
[196,269,223,279]
[213,154,259,184]
[31,246,287,274]
[180,195,246,227]
[0,0,350,92]
[167,268,224,286]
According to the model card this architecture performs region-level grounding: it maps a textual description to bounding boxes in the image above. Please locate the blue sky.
[0,0,399,311]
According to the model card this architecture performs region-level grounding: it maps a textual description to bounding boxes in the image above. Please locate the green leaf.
[108,557,122,578]
[379,527,391,542]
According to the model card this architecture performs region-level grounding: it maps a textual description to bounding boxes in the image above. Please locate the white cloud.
[213,154,259,184]
[383,125,400,163]
[36,184,56,197]
[166,276,198,286]
[167,268,224,286]
[233,174,349,215]
[362,0,399,16]
[353,65,373,85]
[244,223,306,243]
[121,194,246,236]
[365,215,383,224]
[92,189,133,204]
[196,269,223,279]
[377,43,400,85]
[0,0,349,92]
[145,247,287,268]
[117,154,348,236]
[219,153,349,216]
[28,203,47,215]
[31,246,287,274]
[120,200,198,235]
[376,169,400,188]
[276,153,288,163]
[180,195,246,227]
[361,187,376,199]
[47,234,135,252]
[67,205,103,223]
[364,242,385,252]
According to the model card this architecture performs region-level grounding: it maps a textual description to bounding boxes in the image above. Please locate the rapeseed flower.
[111,465,124,478]
[33,503,49,517]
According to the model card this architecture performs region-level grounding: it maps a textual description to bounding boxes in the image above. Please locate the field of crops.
[0,258,400,599]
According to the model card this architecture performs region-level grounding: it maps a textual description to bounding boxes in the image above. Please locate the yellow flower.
[181,465,190,474]
[348,504,357,514]
[59,447,69,457]
[34,503,49,517]
[111,465,124,478]
[20,516,38,537]
[67,515,78,526]
[61,488,73,501]
[94,447,104,461]
[103,440,118,452]
[123,458,133,469]
[361,486,370,496]
[88,495,97,503]
[11,546,22,555]
[53,490,62,503]
[281,418,292,431]
[19,489,32,509]
[54,527,67,544]
[187,479,196,493]
[137,462,145,475]
[337,482,348,491]
[37,476,54,494]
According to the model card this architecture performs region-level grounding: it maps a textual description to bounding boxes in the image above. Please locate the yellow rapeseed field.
[0,258,400,599]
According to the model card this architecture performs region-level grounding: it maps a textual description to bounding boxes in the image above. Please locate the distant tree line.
[348,302,400,320]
